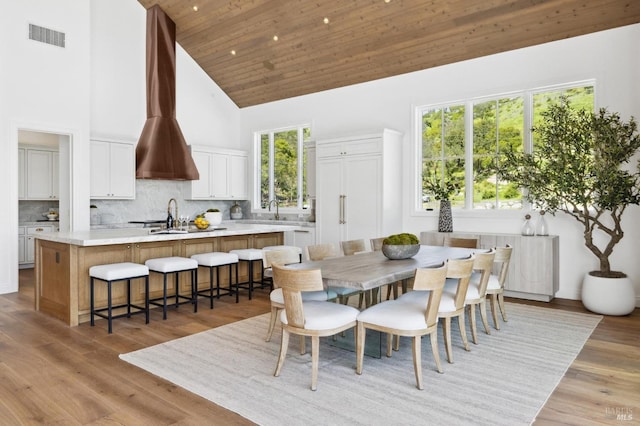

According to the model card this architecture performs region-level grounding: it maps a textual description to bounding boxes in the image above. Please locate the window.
[418,82,594,211]
[472,96,524,210]
[256,125,310,210]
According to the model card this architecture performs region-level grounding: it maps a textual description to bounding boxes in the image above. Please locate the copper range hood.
[136,4,199,181]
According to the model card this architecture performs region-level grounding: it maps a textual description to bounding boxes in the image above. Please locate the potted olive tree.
[499,98,640,315]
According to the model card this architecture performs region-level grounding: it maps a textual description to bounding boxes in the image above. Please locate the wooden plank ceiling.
[137,0,640,108]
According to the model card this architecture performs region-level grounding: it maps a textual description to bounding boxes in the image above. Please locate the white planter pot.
[204,211,222,226]
[582,272,636,316]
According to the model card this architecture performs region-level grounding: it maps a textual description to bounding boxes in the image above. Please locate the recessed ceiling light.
[323,17,329,24]
[384,0,391,3]
[192,5,198,11]
[230,50,236,56]
[273,35,279,41]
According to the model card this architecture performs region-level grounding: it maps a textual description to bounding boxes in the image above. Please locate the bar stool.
[191,252,240,306]
[145,256,199,320]
[89,262,150,334]
[229,248,264,300]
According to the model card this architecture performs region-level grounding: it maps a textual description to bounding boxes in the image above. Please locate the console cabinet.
[420,231,559,302]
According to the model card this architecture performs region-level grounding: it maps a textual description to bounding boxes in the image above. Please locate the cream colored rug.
[120,303,601,425]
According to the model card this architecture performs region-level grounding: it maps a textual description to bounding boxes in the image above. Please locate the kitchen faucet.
[167,198,178,229]
[268,199,280,220]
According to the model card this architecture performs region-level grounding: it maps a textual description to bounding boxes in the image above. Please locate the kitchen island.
[34,223,300,326]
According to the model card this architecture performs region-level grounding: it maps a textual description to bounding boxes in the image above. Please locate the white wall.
[0,0,91,294]
[90,0,240,148]
[0,0,241,294]
[241,24,640,305]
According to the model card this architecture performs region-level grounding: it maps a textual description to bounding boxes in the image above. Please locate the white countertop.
[34,223,304,247]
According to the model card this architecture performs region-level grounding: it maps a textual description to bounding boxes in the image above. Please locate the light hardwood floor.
[0,269,637,425]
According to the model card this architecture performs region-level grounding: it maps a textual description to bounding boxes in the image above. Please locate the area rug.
[120,303,601,425]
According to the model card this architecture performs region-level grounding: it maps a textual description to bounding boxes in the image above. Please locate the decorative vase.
[230,202,243,220]
[521,214,534,236]
[535,210,549,236]
[381,244,420,260]
[204,211,223,226]
[582,272,635,315]
[438,199,453,232]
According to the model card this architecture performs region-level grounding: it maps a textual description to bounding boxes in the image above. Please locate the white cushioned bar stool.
[145,256,199,320]
[191,252,240,306]
[229,248,264,300]
[89,262,150,334]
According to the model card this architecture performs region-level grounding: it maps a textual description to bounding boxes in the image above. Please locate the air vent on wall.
[29,24,65,48]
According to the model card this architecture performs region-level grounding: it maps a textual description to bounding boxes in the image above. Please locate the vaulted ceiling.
[137,0,640,108]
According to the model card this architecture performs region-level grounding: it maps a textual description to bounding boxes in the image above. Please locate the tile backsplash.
[19,180,312,227]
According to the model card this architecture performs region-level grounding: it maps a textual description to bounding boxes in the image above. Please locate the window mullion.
[464,102,473,209]
[269,132,275,202]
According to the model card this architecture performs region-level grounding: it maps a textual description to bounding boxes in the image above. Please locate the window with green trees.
[419,82,594,211]
[258,125,310,210]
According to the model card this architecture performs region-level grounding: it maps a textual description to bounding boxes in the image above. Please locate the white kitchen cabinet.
[24,148,58,200]
[284,227,316,260]
[185,145,248,200]
[18,148,25,199]
[420,231,559,301]
[21,225,55,266]
[316,129,402,251]
[90,139,135,199]
[18,226,26,264]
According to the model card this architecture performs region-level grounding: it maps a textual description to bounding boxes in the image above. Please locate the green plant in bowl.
[382,233,420,259]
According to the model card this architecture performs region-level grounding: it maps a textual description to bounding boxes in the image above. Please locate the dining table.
[288,244,476,293]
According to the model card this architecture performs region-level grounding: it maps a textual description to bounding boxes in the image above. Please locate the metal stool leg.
[90,277,95,326]
[144,276,149,324]
[107,281,113,334]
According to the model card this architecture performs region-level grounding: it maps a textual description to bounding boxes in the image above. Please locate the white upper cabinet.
[184,145,247,200]
[90,139,135,199]
[22,147,59,200]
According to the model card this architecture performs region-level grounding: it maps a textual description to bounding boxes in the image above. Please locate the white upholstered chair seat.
[269,288,337,304]
[486,274,500,291]
[357,301,431,331]
[444,278,480,300]
[398,289,457,313]
[279,301,359,331]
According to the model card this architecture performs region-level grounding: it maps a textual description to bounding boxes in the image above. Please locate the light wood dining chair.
[264,249,335,342]
[341,239,376,306]
[356,264,447,390]
[445,249,496,344]
[445,237,478,249]
[272,264,359,391]
[370,237,385,251]
[341,239,368,255]
[486,245,513,330]
[397,255,475,363]
[306,243,340,261]
[306,243,359,305]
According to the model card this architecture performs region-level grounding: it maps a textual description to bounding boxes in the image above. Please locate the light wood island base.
[35,231,283,326]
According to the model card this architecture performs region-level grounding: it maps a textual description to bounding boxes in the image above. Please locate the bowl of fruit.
[194,216,210,230]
